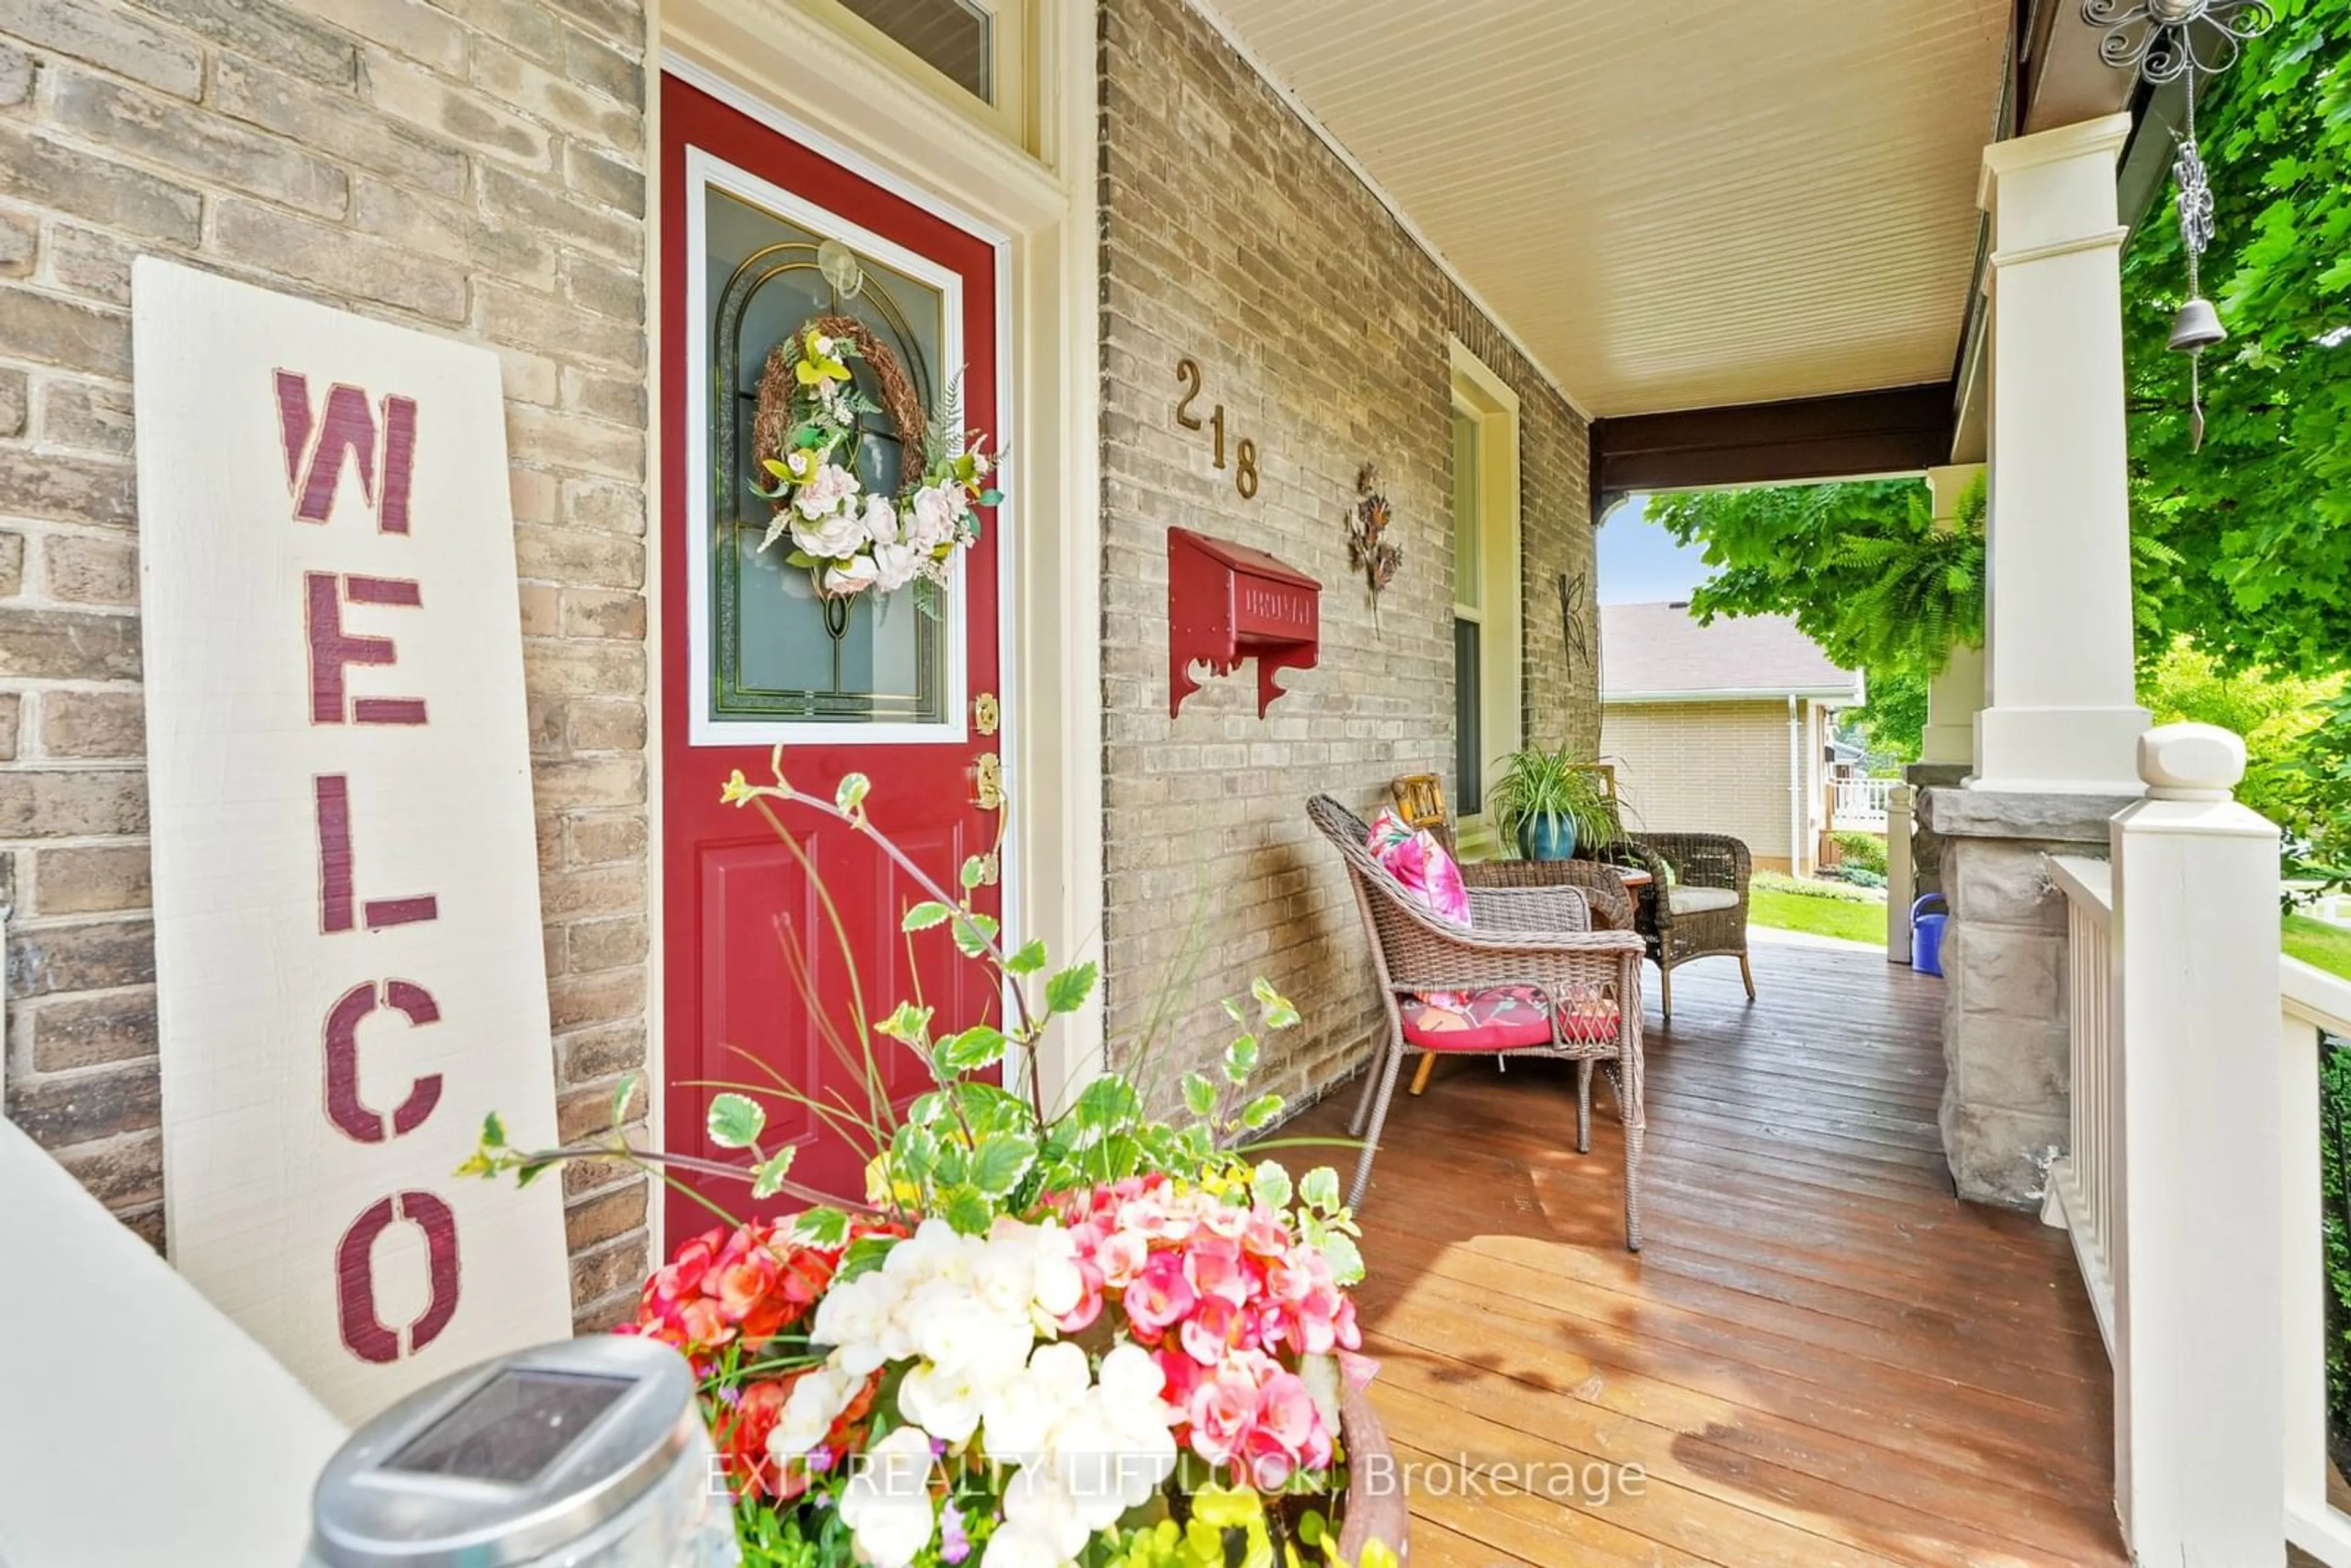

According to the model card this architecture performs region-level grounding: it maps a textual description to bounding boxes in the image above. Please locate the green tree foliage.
[1648,480,1944,678]
[2124,0,2351,675]
[1649,1,2351,682]
[2139,639,2342,835]
[1848,668,1927,763]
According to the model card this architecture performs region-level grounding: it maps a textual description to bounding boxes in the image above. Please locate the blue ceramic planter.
[1519,812,1577,862]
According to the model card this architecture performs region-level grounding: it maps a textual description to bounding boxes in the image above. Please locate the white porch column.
[1973,115,2148,794]
[1919,463,1985,770]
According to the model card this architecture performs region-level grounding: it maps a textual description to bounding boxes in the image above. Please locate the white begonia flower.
[978,1517,1068,1568]
[1026,1223,1085,1321]
[810,1267,912,1376]
[896,1357,989,1447]
[888,1218,976,1288]
[767,1365,858,1464]
[981,1340,1091,1464]
[970,1226,1040,1320]
[839,1425,937,1568]
[998,1461,1090,1567]
[902,1275,1032,1381]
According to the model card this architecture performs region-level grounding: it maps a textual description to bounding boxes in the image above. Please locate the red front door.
[659,77,1003,1240]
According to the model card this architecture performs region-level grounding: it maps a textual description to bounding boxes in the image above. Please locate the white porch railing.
[2042,853,2117,1359]
[2042,723,2339,1565]
[1829,776,1894,830]
[2283,959,2351,1563]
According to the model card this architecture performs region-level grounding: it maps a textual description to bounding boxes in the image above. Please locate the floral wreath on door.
[751,315,1000,617]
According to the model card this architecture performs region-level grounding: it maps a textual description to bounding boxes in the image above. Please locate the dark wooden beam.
[1588,382,1957,517]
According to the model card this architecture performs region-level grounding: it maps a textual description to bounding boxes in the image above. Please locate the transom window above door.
[791,0,1033,148]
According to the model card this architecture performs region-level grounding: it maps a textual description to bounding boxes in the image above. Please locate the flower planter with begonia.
[463,753,1404,1568]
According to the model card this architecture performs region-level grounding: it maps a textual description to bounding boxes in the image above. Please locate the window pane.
[838,0,994,103]
[1452,410,1480,613]
[1456,617,1482,810]
[704,183,951,724]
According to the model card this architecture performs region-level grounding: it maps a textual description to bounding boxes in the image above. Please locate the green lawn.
[1749,885,1887,945]
[2286,913,2351,980]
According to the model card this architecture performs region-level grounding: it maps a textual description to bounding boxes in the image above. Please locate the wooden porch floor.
[1292,934,2126,1567]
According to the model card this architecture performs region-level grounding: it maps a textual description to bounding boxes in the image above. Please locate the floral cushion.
[1364,808,1468,925]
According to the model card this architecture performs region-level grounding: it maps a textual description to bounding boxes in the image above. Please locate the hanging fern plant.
[1828,476,1986,678]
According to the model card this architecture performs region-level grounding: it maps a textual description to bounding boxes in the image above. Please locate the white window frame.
[1449,340,1524,859]
[682,141,972,748]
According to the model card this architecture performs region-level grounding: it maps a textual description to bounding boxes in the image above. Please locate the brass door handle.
[972,752,1004,812]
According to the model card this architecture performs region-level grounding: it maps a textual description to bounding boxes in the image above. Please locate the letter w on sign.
[131,258,567,1423]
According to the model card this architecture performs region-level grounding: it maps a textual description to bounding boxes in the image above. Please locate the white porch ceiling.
[1201,0,2014,418]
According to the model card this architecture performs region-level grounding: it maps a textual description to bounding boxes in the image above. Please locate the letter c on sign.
[336,1191,460,1364]
[323,979,444,1143]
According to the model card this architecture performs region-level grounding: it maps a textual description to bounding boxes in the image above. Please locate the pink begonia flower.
[1264,1258,1316,1305]
[1054,1258,1104,1335]
[1179,1294,1257,1366]
[1097,1229,1150,1289]
[1183,1234,1251,1308]
[1338,1349,1381,1390]
[1288,1281,1349,1356]
[1199,1202,1251,1243]
[1242,1209,1289,1258]
[1186,1359,1264,1469]
[1155,1347,1204,1417]
[1123,1250,1197,1339]
[1238,1368,1331,1486]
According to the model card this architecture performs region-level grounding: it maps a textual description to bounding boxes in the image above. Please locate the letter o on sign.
[336,1190,461,1364]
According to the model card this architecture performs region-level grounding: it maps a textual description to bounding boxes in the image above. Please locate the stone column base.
[1915,786,2136,1209]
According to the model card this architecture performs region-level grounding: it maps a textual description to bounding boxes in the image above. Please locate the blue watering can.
[1910,894,1949,977]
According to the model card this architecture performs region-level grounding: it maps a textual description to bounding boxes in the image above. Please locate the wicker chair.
[1579,831,1755,1023]
[1308,793,1648,1249]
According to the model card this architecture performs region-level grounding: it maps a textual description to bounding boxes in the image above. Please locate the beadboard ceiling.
[1198,0,2014,418]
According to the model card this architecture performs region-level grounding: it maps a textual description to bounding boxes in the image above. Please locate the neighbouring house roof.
[1602,602,1862,705]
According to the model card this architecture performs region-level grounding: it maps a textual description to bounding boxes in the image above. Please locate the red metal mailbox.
[1168,526,1321,719]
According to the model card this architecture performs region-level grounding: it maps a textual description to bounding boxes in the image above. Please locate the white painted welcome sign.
[132,260,568,1421]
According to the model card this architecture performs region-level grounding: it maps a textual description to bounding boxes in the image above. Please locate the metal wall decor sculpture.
[2083,0,2275,451]
[1347,463,1401,629]
[1558,570,1592,686]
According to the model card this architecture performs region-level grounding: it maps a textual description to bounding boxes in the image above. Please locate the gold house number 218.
[1174,357,1259,500]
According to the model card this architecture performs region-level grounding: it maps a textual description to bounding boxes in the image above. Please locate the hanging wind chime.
[2083,0,2274,451]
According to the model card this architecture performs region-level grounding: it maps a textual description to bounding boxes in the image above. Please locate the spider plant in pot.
[1487,744,1619,861]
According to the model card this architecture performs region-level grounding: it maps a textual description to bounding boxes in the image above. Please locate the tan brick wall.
[0,0,653,1329]
[1601,700,1798,869]
[1098,0,1599,1108]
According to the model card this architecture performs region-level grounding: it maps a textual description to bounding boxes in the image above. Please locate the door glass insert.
[705,182,951,724]
[837,0,994,103]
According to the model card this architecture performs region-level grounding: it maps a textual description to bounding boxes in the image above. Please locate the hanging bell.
[2168,296,2226,354]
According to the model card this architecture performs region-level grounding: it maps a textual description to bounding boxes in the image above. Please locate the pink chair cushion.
[1401,985,1623,1052]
